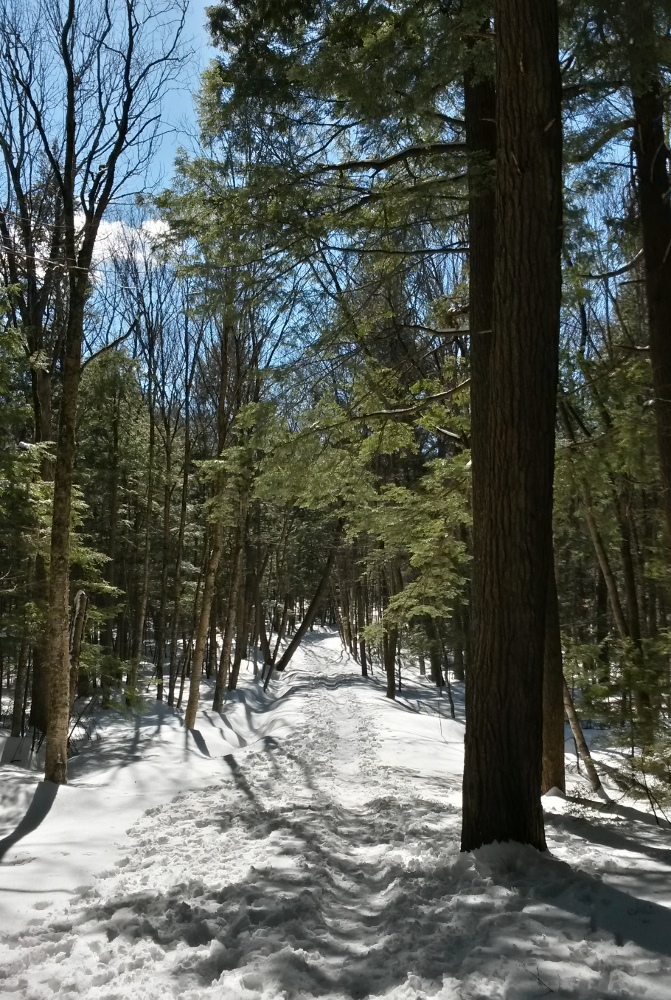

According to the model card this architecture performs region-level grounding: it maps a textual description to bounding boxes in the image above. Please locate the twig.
[68,694,98,740]
[521,963,555,995]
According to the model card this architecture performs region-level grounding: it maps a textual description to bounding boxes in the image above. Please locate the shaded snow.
[1,631,671,998]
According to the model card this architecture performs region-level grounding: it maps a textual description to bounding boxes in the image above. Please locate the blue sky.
[155,0,216,184]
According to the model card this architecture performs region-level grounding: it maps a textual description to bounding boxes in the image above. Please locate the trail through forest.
[2,633,671,999]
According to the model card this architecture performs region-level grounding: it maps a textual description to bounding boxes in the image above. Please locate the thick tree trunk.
[631,83,671,543]
[464,30,496,509]
[542,563,566,794]
[462,0,562,851]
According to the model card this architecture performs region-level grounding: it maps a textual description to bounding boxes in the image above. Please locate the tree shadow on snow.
[545,807,671,870]
[0,781,58,862]
[71,739,671,999]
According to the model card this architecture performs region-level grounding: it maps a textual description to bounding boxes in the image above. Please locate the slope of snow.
[1,630,671,999]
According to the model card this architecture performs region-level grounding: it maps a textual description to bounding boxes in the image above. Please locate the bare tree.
[0,0,187,782]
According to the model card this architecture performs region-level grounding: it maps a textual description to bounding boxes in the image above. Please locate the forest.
[1,0,671,867]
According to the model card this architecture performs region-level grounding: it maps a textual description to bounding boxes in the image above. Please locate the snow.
[2,630,671,998]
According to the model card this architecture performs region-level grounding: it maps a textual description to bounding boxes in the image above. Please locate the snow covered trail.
[2,631,671,999]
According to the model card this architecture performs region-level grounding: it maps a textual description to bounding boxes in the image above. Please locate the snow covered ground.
[2,630,671,999]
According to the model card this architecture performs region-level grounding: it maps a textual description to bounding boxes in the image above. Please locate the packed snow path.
[2,632,671,998]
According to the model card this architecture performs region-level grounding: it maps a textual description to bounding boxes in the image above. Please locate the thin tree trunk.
[271,593,290,664]
[155,443,172,700]
[68,590,89,713]
[256,588,272,667]
[383,564,403,700]
[214,567,236,706]
[436,623,456,719]
[357,580,368,678]
[453,606,466,682]
[130,365,155,696]
[45,289,87,784]
[105,395,120,654]
[29,560,49,734]
[596,563,609,677]
[252,545,274,676]
[615,488,642,647]
[168,409,190,706]
[383,622,398,700]
[425,617,445,687]
[584,496,630,642]
[207,594,218,680]
[185,525,223,729]
[212,522,245,710]
[28,338,54,733]
[563,679,607,798]
[264,543,338,688]
[11,638,28,738]
[542,562,566,794]
[177,641,191,711]
[228,562,251,692]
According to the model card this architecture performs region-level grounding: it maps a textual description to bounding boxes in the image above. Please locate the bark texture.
[632,83,671,542]
[461,0,562,851]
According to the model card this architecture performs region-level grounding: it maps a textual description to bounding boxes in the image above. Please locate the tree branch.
[314,142,467,175]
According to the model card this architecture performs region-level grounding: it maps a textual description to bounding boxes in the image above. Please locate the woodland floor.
[1,631,671,998]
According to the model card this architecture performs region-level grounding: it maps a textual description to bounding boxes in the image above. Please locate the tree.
[563,0,671,543]
[460,0,563,850]
[0,0,187,782]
